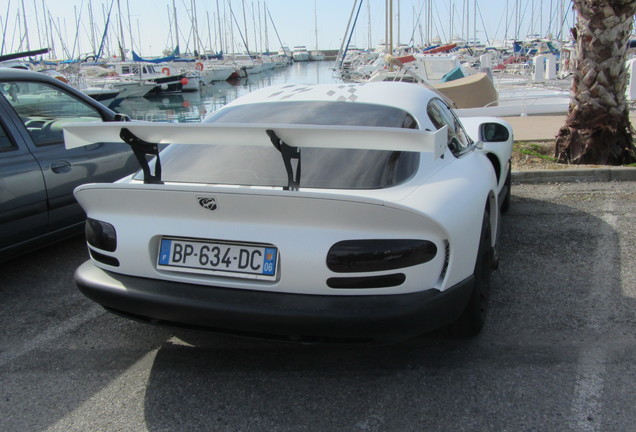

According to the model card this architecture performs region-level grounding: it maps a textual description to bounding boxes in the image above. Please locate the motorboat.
[292,46,310,62]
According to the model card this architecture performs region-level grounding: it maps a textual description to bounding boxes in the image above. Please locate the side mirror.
[480,122,510,142]
[113,113,131,122]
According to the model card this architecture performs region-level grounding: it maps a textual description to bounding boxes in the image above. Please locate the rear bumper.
[75,261,474,343]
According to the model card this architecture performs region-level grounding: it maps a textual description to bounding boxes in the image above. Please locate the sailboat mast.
[559,0,564,42]
[20,0,30,51]
[472,0,475,43]
[389,0,393,54]
[396,0,400,47]
[216,0,223,53]
[385,0,392,54]
[428,0,432,45]
[251,2,258,54]
[172,0,179,52]
[263,1,269,54]
[241,0,249,54]
[450,1,453,44]
[116,0,126,60]
[258,2,263,54]
[192,0,200,55]
[1,1,11,55]
[88,0,97,53]
[32,0,43,50]
[367,0,371,50]
[72,5,81,57]
[41,0,51,57]
[314,0,318,52]
[207,11,212,52]
[515,0,519,41]
[337,0,360,65]
[126,0,134,54]
[466,0,469,44]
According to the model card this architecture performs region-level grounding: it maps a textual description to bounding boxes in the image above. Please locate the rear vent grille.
[327,273,406,289]
[89,248,120,267]
[439,241,450,283]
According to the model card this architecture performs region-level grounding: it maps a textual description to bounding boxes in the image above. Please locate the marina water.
[114,61,339,123]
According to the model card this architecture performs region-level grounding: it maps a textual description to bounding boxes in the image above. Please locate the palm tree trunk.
[555,0,636,165]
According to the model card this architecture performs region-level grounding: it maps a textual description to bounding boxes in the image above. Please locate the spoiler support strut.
[266,129,301,191]
[120,128,163,184]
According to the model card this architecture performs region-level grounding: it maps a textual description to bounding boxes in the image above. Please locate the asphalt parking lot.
[1,179,635,432]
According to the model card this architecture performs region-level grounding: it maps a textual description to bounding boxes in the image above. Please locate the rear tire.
[449,211,492,337]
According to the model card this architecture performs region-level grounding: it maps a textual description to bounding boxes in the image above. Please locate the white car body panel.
[460,116,514,188]
[74,184,449,295]
[73,146,496,295]
[66,81,514,341]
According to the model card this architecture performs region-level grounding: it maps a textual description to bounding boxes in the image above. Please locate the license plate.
[157,237,278,280]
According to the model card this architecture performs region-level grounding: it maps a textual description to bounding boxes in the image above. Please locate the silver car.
[0,68,138,261]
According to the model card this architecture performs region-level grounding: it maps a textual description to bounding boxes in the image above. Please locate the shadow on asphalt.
[138,192,634,431]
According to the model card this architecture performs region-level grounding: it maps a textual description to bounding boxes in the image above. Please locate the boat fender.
[161,67,170,76]
[195,62,204,71]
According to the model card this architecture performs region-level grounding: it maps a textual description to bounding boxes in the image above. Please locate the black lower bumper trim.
[75,261,474,343]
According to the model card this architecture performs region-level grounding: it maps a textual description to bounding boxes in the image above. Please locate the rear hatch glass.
[140,101,420,189]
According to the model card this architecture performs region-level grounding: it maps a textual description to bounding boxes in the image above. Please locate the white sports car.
[64,82,513,343]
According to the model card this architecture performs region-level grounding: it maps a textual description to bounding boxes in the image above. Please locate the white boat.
[292,46,310,62]
[259,58,276,71]
[360,53,571,117]
[224,54,263,75]
[106,62,187,94]
[81,86,123,107]
[190,60,236,82]
[360,54,467,84]
[155,63,204,91]
[310,51,325,61]
[205,64,237,82]
[79,66,156,99]
[261,54,289,68]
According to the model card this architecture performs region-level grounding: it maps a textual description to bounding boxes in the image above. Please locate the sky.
[1,0,576,59]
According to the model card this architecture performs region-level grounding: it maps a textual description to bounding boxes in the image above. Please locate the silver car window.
[0,81,102,147]
[426,98,473,156]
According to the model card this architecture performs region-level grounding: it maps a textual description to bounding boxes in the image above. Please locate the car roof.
[225,82,438,123]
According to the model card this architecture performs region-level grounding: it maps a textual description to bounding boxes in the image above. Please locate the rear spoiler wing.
[63,122,448,188]
[64,121,447,154]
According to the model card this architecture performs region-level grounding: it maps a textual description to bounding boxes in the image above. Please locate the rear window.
[152,101,420,189]
[206,101,419,128]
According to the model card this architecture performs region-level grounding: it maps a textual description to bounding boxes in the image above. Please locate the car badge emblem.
[197,197,218,211]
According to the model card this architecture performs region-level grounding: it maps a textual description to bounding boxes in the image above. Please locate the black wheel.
[500,165,512,213]
[449,211,492,337]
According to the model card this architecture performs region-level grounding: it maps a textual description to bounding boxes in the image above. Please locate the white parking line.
[0,305,105,368]
[568,209,618,431]
[570,345,607,432]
